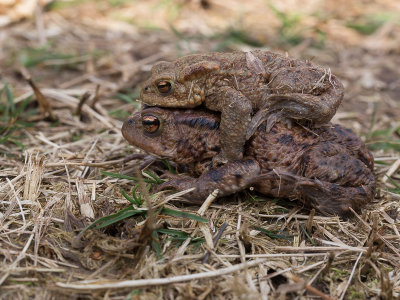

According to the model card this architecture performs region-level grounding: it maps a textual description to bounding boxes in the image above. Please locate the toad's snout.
[122,115,138,144]
[140,85,150,99]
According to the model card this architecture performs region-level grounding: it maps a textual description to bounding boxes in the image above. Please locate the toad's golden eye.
[142,115,160,134]
[156,80,172,95]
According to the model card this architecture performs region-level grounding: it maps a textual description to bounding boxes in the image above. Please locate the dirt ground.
[1,0,400,299]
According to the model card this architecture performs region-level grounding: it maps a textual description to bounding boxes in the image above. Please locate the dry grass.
[1,0,400,299]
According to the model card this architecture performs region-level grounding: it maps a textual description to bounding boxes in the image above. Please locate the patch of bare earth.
[0,0,400,299]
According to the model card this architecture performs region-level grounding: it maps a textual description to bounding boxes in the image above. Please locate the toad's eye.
[156,80,172,95]
[142,115,160,134]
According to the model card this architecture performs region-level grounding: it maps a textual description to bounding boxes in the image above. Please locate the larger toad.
[140,50,344,165]
[122,107,375,216]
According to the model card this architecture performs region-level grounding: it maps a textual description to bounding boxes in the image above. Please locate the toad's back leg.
[254,167,374,216]
[266,67,344,124]
[253,170,374,216]
[247,67,344,138]
[298,142,375,215]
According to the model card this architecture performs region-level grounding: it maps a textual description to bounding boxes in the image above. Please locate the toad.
[140,50,344,165]
[122,107,375,216]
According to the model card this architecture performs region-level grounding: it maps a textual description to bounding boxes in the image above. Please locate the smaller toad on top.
[140,50,344,165]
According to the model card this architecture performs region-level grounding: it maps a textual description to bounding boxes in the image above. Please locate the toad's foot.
[246,110,293,139]
[266,112,293,132]
[254,170,375,216]
[211,153,229,168]
[294,179,375,217]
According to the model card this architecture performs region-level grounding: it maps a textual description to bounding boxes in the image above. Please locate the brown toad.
[140,50,344,165]
[122,107,375,216]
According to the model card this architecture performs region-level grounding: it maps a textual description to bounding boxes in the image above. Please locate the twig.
[34,2,47,45]
[197,189,219,216]
[44,159,126,168]
[75,91,91,116]
[255,213,337,221]
[235,200,257,291]
[382,158,400,183]
[6,178,26,226]
[306,208,315,235]
[258,265,270,300]
[274,246,366,252]
[314,222,346,245]
[297,260,325,274]
[56,258,268,290]
[288,273,335,300]
[122,153,148,163]
[321,252,335,276]
[350,207,400,257]
[339,252,363,300]
[21,69,57,121]
[133,168,157,265]
[202,221,228,264]
[0,234,34,286]
[4,267,65,273]
[90,84,101,108]
[86,258,118,280]
[168,189,218,262]
[259,267,292,280]
[18,88,118,130]
[217,253,329,258]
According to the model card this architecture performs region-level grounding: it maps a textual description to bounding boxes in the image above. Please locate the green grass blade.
[14,96,32,118]
[156,228,205,244]
[387,176,400,189]
[367,141,400,152]
[156,228,189,239]
[0,137,8,145]
[4,82,15,114]
[115,92,136,104]
[93,209,144,230]
[101,170,158,184]
[101,170,138,181]
[152,231,162,260]
[81,207,145,234]
[387,176,400,194]
[132,185,143,206]
[7,138,25,149]
[126,289,142,298]
[143,170,164,184]
[254,226,292,240]
[160,207,208,223]
[268,3,286,23]
[121,188,140,205]
[300,224,314,245]
[161,159,176,174]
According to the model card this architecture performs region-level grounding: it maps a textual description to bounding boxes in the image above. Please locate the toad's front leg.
[207,86,253,166]
[158,159,261,202]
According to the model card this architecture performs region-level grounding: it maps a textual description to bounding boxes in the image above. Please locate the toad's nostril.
[128,119,134,125]
[144,86,150,92]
